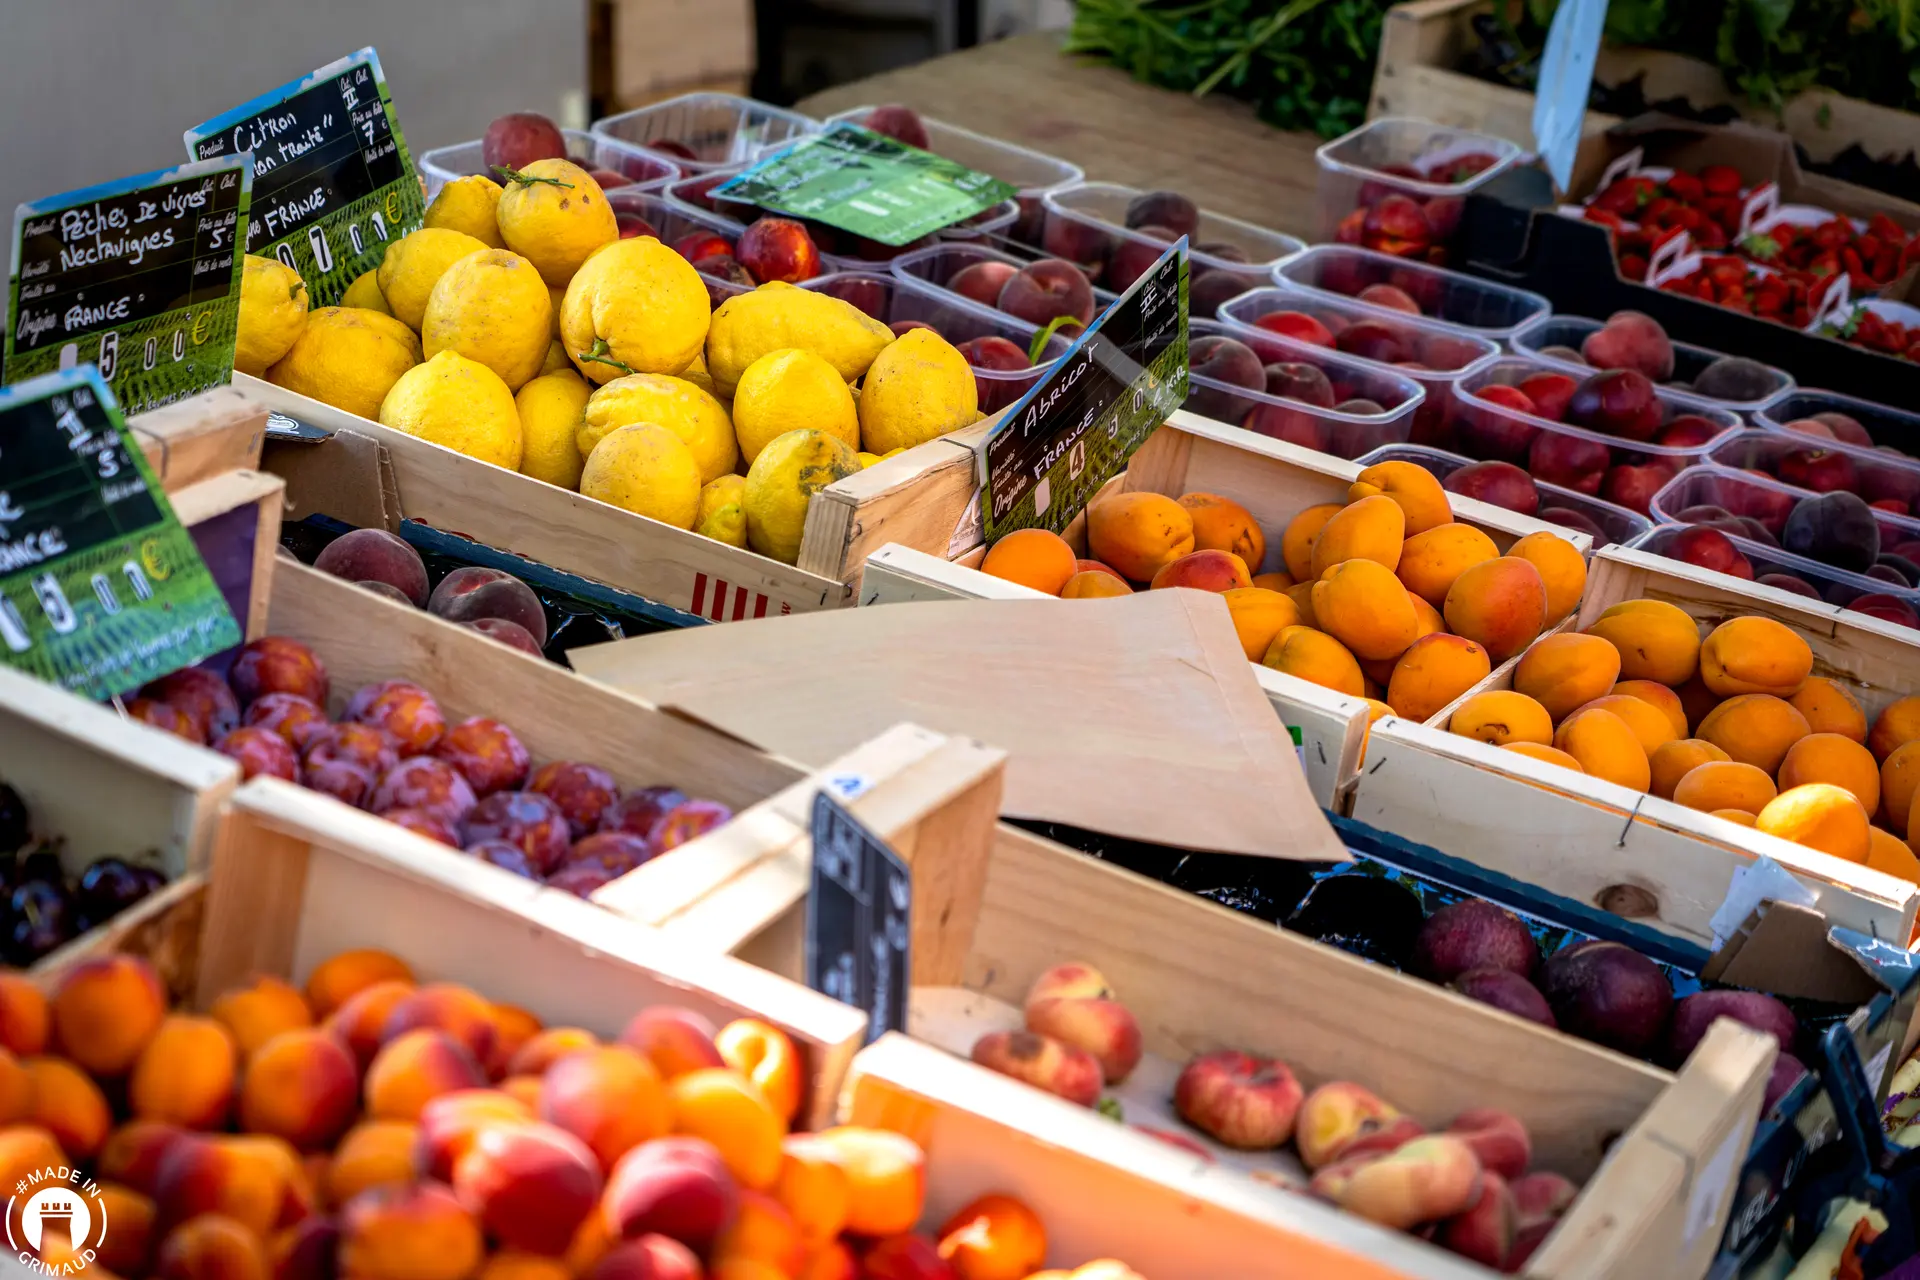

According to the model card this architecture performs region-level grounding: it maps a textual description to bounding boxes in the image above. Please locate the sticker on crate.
[185,47,423,307]
[806,790,909,1045]
[0,366,241,698]
[4,155,252,414]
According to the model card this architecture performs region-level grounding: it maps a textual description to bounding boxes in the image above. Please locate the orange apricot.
[1713,809,1758,827]
[1313,560,1421,661]
[1779,733,1881,814]
[981,529,1078,596]
[477,1255,570,1280]
[668,1068,784,1189]
[1449,690,1554,747]
[1585,599,1701,686]
[326,1121,418,1208]
[506,1028,598,1078]
[1871,697,1920,762]
[1699,617,1813,698]
[937,1192,1049,1280]
[1349,461,1451,536]
[1150,549,1251,593]
[1502,742,1584,772]
[1310,495,1406,578]
[130,1015,239,1131]
[1443,556,1548,662]
[541,1045,670,1172]
[1552,708,1651,791]
[1649,739,1732,799]
[775,1134,851,1246]
[1251,571,1294,592]
[338,1181,484,1280]
[618,1007,724,1079]
[240,1028,361,1151]
[305,949,415,1018]
[1386,634,1491,723]
[1756,784,1871,862]
[1698,694,1812,775]
[713,1189,805,1276]
[498,1076,544,1113]
[1672,762,1778,816]
[1220,587,1300,660]
[326,980,418,1070]
[1612,679,1689,739]
[1511,633,1621,723]
[0,974,51,1057]
[156,1212,269,1280]
[0,1126,65,1196]
[28,1054,111,1158]
[1505,531,1587,626]
[1283,581,1318,629]
[1085,492,1194,582]
[1868,827,1920,885]
[364,1029,487,1122]
[1280,504,1343,582]
[96,1182,156,1277]
[1881,742,1920,836]
[1178,492,1267,565]
[380,983,498,1064]
[716,1019,802,1125]
[1061,570,1131,599]
[52,954,167,1076]
[209,976,314,1061]
[810,1126,925,1238]
[1261,626,1365,697]
[1790,678,1868,743]
[1394,523,1499,608]
[1566,694,1681,757]
[486,1005,543,1079]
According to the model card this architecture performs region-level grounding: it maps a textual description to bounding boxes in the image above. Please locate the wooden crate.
[840,408,1590,808]
[1352,546,1920,952]
[135,385,267,492]
[241,373,853,622]
[600,811,1776,1280]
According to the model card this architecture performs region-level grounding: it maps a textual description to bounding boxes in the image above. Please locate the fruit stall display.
[1354,446,1653,549]
[1508,315,1796,417]
[1316,117,1521,265]
[417,123,681,201]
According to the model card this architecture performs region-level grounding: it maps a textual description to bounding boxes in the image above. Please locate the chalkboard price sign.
[806,791,910,1044]
[0,366,240,700]
[5,156,252,415]
[186,48,423,307]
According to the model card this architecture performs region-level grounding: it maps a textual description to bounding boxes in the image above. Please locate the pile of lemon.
[235,160,983,565]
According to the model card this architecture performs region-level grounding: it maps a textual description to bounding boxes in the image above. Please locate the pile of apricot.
[0,950,1136,1280]
[1451,606,1920,879]
[979,461,1584,724]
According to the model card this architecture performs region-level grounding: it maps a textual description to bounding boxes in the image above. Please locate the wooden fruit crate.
[600,810,1776,1280]
[843,408,1589,808]
[1352,545,1920,953]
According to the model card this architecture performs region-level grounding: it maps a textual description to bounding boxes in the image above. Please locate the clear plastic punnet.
[1509,315,1794,416]
[1273,245,1549,340]
[604,190,800,309]
[1755,388,1920,463]
[1355,444,1652,548]
[1649,464,1920,566]
[1627,524,1920,629]
[1705,429,1920,522]
[1314,118,1523,260]
[419,130,679,201]
[591,93,820,171]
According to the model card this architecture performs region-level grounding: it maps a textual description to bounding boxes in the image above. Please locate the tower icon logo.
[7,1166,108,1270]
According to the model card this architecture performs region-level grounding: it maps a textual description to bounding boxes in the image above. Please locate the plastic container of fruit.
[1705,428,1920,520]
[1039,182,1304,318]
[1354,444,1652,548]
[1755,387,1920,459]
[1272,245,1550,341]
[418,129,680,201]
[1509,314,1795,416]
[1650,463,1920,571]
[604,189,783,308]
[1436,357,1741,515]
[1313,117,1524,258]
[590,92,820,171]
[800,272,1072,415]
[1184,317,1427,460]
[1626,523,1920,625]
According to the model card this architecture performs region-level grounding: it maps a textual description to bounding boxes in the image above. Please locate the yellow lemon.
[514,369,592,489]
[744,428,861,564]
[235,254,308,376]
[695,475,748,548]
[858,327,979,454]
[706,282,893,399]
[678,348,718,399]
[580,424,701,528]
[539,340,571,376]
[496,159,618,288]
[266,307,419,419]
[421,249,552,390]
[579,374,736,483]
[732,348,859,463]
[376,228,490,330]
[340,269,392,315]
[560,236,709,385]
[424,175,506,248]
[379,350,523,469]
[548,285,566,339]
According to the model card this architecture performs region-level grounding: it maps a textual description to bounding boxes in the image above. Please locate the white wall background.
[0,0,586,275]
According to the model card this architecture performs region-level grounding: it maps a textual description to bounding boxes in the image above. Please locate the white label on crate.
[1709,855,1819,951]
[947,488,984,558]
[823,772,874,803]
[1683,1125,1745,1248]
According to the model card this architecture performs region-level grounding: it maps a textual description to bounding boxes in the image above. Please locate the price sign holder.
[805,790,910,1044]
[6,156,251,415]
[185,48,422,307]
[980,239,1189,544]
[0,366,241,699]
[715,122,1017,247]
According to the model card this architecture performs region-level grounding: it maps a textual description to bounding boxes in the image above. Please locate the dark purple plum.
[1450,969,1556,1027]
[1782,491,1880,573]
[1410,899,1541,983]
[1665,989,1796,1067]
[1541,939,1673,1058]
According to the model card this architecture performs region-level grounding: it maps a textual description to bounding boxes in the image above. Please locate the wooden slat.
[135,386,267,494]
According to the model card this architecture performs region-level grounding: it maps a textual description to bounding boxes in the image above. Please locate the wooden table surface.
[796,32,1328,242]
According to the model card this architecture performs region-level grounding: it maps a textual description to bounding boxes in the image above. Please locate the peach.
[969,1030,1101,1107]
[154,1134,300,1237]
[619,1007,725,1079]
[811,1126,925,1238]
[1438,1170,1516,1268]
[1179,493,1267,565]
[1086,492,1195,582]
[1280,504,1344,581]
[775,1134,851,1246]
[591,1235,703,1280]
[1150,549,1251,593]
[1884,743,1920,836]
[479,1255,571,1280]
[239,1028,359,1151]
[860,1233,955,1280]
[1650,739,1732,799]
[1504,742,1583,771]
[1779,733,1881,813]
[499,1074,544,1112]
[1756,784,1871,862]
[52,953,167,1076]
[383,983,499,1065]
[95,1181,157,1276]
[1172,1050,1302,1150]
[486,1004,543,1078]
[541,1046,670,1172]
[339,1181,484,1280]
[1261,625,1366,697]
[715,1020,802,1125]
[935,1193,1045,1280]
[27,1054,111,1158]
[1673,762,1778,816]
[365,1030,488,1122]
[1061,571,1131,599]
[1394,523,1498,607]
[1350,461,1451,536]
[1698,694,1812,774]
[981,530,1078,596]
[1552,709,1651,791]
[327,1121,419,1207]
[100,1120,186,1195]
[1505,532,1587,626]
[1023,990,1141,1086]
[327,980,417,1069]
[1613,679,1690,738]
[1309,494,1406,578]
[1310,1134,1484,1230]
[1386,634,1490,722]
[1870,697,1920,762]
[1567,694,1681,756]
[1699,617,1813,698]
[1511,633,1621,723]
[1295,1082,1409,1170]
[1450,690,1553,746]
[130,1015,239,1131]
[305,949,415,1018]
[0,973,50,1056]
[668,1067,784,1189]
[1585,599,1701,686]
[156,1213,270,1280]
[209,976,314,1060]
[0,1125,66,1197]
[1444,556,1548,662]
[429,568,549,646]
[1789,678,1868,743]
[601,1135,739,1250]
[415,1090,534,1181]
[1219,587,1299,660]
[454,1120,603,1255]
[713,1188,804,1275]
[1312,560,1420,662]
[1447,1108,1530,1180]
[509,1028,599,1077]
[1510,1171,1578,1268]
